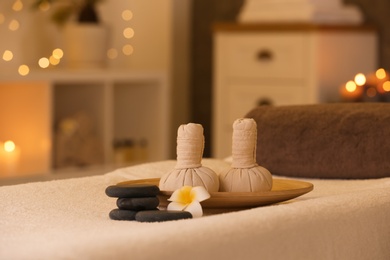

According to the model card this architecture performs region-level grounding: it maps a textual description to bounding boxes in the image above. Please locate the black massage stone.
[135,210,193,222]
[117,197,160,210]
[105,184,160,198]
[109,209,140,221]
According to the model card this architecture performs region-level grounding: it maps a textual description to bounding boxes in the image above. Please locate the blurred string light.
[18,64,29,76]
[121,9,134,56]
[123,27,134,39]
[49,56,60,65]
[122,10,133,21]
[8,19,20,31]
[122,44,134,55]
[38,48,65,68]
[2,2,135,74]
[3,50,14,61]
[52,48,64,59]
[107,8,135,59]
[12,0,23,11]
[38,57,50,68]
[0,0,24,75]
[0,0,64,76]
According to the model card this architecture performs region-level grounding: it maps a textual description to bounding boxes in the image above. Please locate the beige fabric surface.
[1,159,390,260]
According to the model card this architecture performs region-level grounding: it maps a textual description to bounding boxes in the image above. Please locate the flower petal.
[168,186,192,203]
[167,189,180,202]
[184,201,203,218]
[191,186,211,202]
[167,201,188,211]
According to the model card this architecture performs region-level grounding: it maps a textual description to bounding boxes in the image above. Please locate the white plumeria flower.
[167,186,210,218]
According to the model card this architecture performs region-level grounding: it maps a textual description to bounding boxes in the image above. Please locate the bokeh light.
[38,57,50,68]
[12,0,23,12]
[49,55,60,66]
[52,48,64,59]
[383,81,390,92]
[1,4,135,74]
[123,27,134,39]
[122,44,134,56]
[122,10,133,21]
[376,68,387,79]
[9,19,20,31]
[18,65,30,76]
[3,50,14,61]
[4,140,16,152]
[354,73,366,86]
[345,81,357,92]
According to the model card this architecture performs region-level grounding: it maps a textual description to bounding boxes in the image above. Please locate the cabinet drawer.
[226,84,307,126]
[225,34,306,79]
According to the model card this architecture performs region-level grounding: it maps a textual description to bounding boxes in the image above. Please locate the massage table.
[1,158,389,259]
[1,103,390,259]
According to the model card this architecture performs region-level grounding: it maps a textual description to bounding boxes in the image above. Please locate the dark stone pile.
[105,183,192,222]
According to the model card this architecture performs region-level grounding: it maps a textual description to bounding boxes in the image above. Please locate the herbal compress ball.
[159,123,219,192]
[219,118,272,192]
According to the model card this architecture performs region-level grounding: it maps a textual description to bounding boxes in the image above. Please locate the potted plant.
[32,0,109,69]
[32,0,104,26]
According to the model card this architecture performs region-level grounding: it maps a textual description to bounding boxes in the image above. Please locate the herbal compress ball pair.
[159,119,272,193]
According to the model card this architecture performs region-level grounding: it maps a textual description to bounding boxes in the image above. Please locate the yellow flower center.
[177,186,194,204]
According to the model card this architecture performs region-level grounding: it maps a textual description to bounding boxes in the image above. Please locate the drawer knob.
[257,98,273,106]
[256,49,273,62]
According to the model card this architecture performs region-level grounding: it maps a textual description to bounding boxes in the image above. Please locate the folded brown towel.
[245,103,390,179]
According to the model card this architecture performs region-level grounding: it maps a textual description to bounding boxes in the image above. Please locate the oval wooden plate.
[119,178,313,209]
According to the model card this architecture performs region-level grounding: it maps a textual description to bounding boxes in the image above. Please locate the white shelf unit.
[0,70,170,177]
[212,23,377,159]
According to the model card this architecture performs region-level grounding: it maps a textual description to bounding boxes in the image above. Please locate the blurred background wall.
[190,0,390,156]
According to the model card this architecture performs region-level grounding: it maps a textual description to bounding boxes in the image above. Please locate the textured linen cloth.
[1,159,390,260]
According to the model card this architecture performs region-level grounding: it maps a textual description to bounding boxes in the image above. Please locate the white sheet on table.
[1,159,389,260]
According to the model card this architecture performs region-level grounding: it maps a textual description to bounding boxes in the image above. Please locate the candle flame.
[4,140,15,153]
[376,68,387,80]
[354,73,366,86]
[345,81,357,92]
[383,81,390,92]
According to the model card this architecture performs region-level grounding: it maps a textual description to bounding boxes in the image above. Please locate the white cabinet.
[0,70,170,177]
[212,23,377,159]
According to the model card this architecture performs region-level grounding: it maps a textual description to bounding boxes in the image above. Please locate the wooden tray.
[119,178,313,209]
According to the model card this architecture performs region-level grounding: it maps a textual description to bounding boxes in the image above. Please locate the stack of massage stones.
[105,183,192,222]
